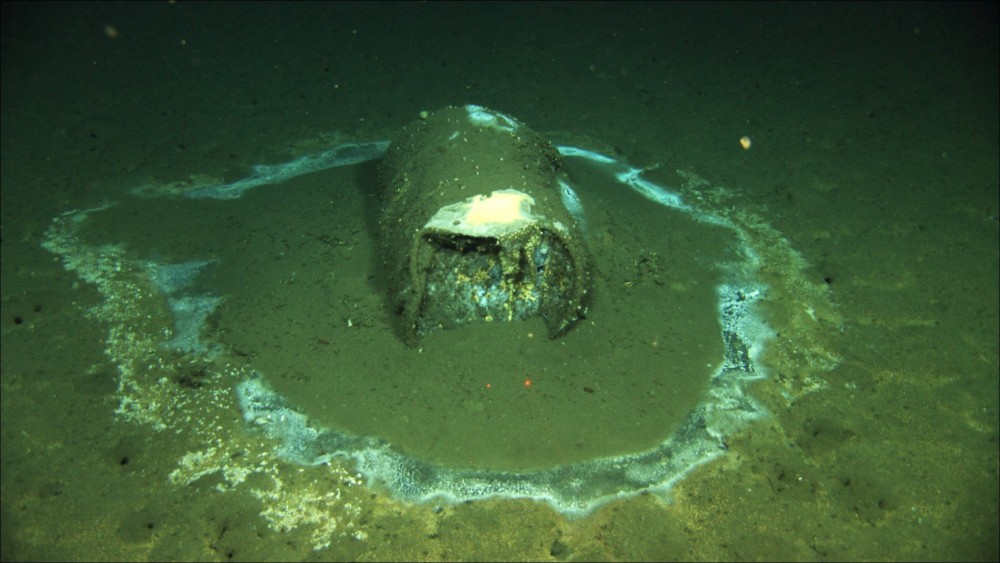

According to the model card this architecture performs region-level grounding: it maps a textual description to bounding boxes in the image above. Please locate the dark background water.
[2,2,997,560]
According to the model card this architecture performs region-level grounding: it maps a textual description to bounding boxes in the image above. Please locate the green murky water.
[2,3,996,560]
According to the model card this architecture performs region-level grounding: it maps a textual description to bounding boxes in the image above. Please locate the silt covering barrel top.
[378,105,591,344]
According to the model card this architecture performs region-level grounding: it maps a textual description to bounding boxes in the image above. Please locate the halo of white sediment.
[43,131,839,520]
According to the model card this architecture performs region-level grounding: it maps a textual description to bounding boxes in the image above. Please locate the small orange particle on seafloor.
[739,136,752,150]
